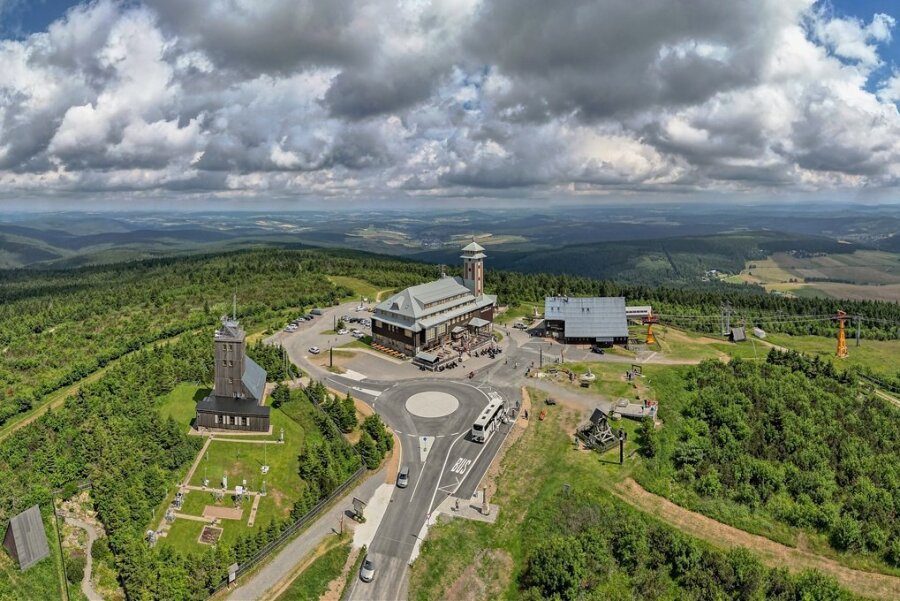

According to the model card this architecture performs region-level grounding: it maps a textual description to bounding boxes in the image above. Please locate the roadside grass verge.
[274,536,351,601]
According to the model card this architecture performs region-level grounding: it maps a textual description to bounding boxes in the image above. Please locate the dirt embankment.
[614,478,900,601]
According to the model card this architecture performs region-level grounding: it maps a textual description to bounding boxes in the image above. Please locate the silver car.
[360,557,375,582]
[397,466,409,488]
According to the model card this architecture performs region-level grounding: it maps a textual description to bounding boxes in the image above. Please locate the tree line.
[638,351,900,567]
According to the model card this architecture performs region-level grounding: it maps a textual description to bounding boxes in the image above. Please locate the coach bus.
[471,393,505,443]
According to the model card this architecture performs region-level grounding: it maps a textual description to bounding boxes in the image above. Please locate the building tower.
[214,315,246,397]
[460,241,486,297]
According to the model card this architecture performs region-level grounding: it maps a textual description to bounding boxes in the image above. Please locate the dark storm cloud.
[143,0,370,73]
[0,0,898,199]
[466,0,773,121]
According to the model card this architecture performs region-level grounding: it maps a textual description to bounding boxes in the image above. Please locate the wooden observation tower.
[833,310,849,359]
[643,313,659,345]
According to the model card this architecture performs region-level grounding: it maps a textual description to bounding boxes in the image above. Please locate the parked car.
[337,328,349,335]
[308,346,321,354]
[514,322,528,330]
[360,557,375,582]
[352,331,365,339]
[397,465,409,488]
[590,346,605,354]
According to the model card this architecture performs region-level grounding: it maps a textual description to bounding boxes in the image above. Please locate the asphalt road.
[268,302,610,600]
[345,379,514,601]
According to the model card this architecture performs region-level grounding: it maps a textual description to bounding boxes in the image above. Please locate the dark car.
[590,346,605,354]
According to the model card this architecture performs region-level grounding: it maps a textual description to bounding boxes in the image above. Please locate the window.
[214,414,220,425]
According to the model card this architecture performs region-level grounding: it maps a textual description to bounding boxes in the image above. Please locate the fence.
[211,464,365,594]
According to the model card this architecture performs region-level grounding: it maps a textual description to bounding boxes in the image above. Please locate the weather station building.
[544,296,629,346]
[371,242,497,357]
[195,314,270,433]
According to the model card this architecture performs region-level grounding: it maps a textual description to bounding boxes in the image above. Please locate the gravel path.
[63,516,103,601]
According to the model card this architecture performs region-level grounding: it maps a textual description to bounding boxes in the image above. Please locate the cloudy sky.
[0,0,899,208]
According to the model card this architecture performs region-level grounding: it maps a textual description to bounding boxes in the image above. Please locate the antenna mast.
[232,293,237,321]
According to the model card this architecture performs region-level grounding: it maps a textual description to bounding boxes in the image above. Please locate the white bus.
[472,393,505,443]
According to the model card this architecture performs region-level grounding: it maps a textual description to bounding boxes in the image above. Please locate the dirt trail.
[614,478,900,601]
[62,516,102,601]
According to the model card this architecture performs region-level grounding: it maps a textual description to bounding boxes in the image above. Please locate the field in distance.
[731,250,900,301]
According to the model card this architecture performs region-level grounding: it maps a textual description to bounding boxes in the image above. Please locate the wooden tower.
[833,310,849,359]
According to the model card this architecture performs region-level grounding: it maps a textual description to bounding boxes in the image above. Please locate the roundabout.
[404,391,459,418]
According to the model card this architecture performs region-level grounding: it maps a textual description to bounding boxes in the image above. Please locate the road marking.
[394,429,402,434]
[427,430,470,514]
[450,457,472,475]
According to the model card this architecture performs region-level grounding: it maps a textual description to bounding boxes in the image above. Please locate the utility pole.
[329,347,333,368]
[539,346,543,368]
[856,315,861,347]
[619,430,625,465]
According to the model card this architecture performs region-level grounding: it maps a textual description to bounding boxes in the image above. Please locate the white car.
[308,346,321,354]
[337,328,349,335]
[352,331,365,339]
[285,324,297,332]
[359,557,375,582]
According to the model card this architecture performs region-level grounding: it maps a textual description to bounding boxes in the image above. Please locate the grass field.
[495,302,542,325]
[328,275,394,304]
[737,251,900,301]
[159,396,325,554]
[158,382,206,427]
[766,333,900,379]
[275,536,351,601]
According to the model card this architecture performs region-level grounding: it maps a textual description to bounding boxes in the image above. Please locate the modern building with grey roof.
[544,296,629,345]
[196,315,271,432]
[3,505,50,571]
[372,242,496,356]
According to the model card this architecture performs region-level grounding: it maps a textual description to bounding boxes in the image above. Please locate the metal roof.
[461,241,485,252]
[544,297,628,340]
[414,351,439,363]
[4,505,50,571]
[417,295,496,330]
[241,356,267,402]
[196,395,271,416]
[376,276,473,320]
[469,317,490,328]
[730,327,747,342]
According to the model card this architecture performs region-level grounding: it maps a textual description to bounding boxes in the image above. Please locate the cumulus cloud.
[0,0,898,202]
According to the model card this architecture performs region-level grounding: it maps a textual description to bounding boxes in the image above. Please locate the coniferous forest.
[637,350,900,567]
[0,248,897,599]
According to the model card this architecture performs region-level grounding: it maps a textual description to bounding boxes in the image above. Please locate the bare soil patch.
[615,478,900,601]
[202,505,243,520]
[198,526,223,545]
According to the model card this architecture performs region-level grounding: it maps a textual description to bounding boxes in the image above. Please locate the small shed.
[413,351,440,371]
[729,326,747,342]
[752,327,766,339]
[3,505,50,571]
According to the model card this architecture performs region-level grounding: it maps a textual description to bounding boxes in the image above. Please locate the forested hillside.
[637,351,900,569]
[1,247,897,429]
